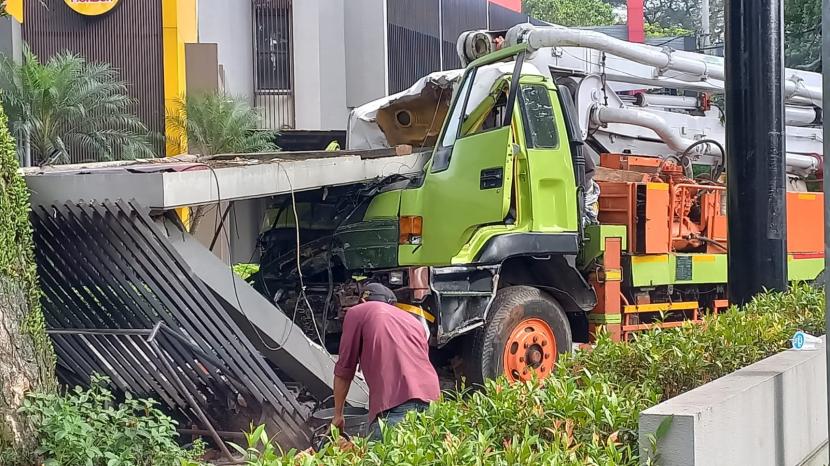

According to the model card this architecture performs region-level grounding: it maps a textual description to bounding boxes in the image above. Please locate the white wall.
[197,0,254,103]
[639,337,828,466]
[197,0,385,131]
[292,0,348,130]
[344,0,387,109]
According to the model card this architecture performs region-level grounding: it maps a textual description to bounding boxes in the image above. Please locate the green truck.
[252,27,824,384]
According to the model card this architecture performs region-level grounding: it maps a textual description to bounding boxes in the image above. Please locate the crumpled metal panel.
[31,200,311,447]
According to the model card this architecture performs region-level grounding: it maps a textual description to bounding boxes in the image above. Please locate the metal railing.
[252,0,295,130]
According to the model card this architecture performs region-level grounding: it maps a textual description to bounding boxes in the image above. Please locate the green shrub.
[576,283,825,400]
[237,284,824,465]
[20,375,203,466]
[233,263,261,282]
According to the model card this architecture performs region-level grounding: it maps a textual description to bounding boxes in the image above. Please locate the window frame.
[431,52,526,173]
[518,83,560,150]
[252,0,294,94]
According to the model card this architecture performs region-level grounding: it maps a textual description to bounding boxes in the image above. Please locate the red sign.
[488,0,522,13]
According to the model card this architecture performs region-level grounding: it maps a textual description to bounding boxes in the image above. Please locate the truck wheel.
[467,286,572,384]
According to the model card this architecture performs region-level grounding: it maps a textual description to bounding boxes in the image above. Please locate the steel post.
[700,0,710,53]
[724,0,788,304]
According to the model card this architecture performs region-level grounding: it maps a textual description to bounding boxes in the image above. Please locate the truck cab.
[334,45,596,383]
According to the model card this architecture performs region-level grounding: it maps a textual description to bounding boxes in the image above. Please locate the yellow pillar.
[5,0,23,23]
[162,0,197,227]
[162,0,196,157]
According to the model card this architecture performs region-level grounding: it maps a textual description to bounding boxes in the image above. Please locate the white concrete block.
[640,337,828,466]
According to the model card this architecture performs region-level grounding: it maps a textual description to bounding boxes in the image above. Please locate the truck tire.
[466,286,572,385]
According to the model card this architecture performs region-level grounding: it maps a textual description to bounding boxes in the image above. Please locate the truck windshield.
[432,58,524,173]
[439,64,515,149]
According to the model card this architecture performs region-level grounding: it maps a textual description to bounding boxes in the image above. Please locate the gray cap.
[361,283,397,304]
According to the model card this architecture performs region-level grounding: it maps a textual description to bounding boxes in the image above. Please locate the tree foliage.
[166,92,278,157]
[784,0,821,70]
[641,0,819,70]
[20,376,203,466]
[523,0,616,27]
[0,97,55,461]
[644,22,693,37]
[0,49,156,165]
[643,0,724,45]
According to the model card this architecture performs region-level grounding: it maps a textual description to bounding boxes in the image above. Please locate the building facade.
[8,0,691,156]
[199,0,534,133]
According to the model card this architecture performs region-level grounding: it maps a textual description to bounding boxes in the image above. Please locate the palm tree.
[0,49,156,166]
[167,92,278,231]
[166,91,278,156]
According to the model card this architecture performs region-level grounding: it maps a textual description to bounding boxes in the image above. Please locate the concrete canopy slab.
[24,152,429,210]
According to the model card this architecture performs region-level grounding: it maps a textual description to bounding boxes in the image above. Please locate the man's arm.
[332,374,351,430]
[332,307,362,430]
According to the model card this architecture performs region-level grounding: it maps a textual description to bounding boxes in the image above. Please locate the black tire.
[465,285,572,385]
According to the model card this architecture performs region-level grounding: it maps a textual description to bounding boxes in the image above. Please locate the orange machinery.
[588,153,824,341]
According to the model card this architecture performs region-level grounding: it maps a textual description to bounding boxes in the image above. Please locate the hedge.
[237,284,825,466]
[22,285,825,465]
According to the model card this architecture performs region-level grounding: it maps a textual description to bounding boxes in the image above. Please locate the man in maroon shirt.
[332,283,440,440]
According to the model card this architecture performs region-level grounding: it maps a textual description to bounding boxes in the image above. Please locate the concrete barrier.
[639,337,827,466]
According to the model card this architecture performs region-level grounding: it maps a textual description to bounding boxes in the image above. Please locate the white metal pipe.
[592,105,820,171]
[635,94,699,109]
[785,106,819,126]
[507,24,823,107]
[592,106,699,153]
[786,153,821,170]
[631,94,817,125]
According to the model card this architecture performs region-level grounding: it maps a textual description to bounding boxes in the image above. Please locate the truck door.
[518,81,579,234]
[400,55,525,265]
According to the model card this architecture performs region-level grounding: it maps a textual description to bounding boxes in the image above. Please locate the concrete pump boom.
[458,23,822,108]
[455,23,823,176]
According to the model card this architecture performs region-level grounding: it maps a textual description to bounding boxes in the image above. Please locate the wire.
[417,86,446,152]
[275,161,331,353]
[681,138,725,180]
[695,235,728,251]
[276,162,369,397]
[204,162,304,353]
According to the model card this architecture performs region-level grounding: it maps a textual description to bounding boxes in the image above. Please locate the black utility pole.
[724,0,788,304]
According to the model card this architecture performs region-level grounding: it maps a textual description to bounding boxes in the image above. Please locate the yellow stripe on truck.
[395,303,436,323]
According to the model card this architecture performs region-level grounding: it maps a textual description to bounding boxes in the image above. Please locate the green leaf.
[656,415,674,440]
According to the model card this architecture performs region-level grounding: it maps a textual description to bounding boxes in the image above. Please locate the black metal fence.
[22,0,166,160]
[31,200,309,447]
[386,0,533,93]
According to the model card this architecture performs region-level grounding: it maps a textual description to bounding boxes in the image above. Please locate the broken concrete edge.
[639,336,827,466]
[24,152,430,211]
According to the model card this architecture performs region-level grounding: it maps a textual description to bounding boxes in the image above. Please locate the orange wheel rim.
[502,318,556,382]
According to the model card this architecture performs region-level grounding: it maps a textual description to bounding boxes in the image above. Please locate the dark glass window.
[519,85,558,148]
[254,0,292,92]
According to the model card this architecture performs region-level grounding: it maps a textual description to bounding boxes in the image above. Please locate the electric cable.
[695,235,728,251]
[205,162,304,352]
[274,162,370,397]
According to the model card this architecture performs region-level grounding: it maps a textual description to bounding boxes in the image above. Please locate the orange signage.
[64,0,119,16]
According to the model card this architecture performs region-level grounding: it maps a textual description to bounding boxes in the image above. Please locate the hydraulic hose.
[682,139,725,180]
